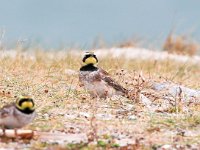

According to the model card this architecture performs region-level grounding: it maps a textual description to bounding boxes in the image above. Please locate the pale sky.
[0,0,199,49]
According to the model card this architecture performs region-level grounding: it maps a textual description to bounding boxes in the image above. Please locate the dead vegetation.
[118,38,139,48]
[163,33,199,56]
[0,49,199,149]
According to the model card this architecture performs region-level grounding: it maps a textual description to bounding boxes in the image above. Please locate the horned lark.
[0,95,36,129]
[79,52,128,98]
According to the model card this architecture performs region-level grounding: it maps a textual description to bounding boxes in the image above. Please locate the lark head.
[16,95,35,111]
[82,52,98,65]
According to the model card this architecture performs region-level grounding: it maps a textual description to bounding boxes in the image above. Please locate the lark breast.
[80,71,115,98]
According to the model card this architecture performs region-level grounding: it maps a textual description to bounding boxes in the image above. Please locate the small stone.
[160,144,172,149]
[79,112,90,118]
[96,113,113,120]
[43,113,49,119]
[64,114,77,119]
[128,115,137,120]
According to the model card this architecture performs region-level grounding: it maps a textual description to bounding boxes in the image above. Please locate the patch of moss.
[97,140,107,147]
[111,143,120,148]
[66,143,88,150]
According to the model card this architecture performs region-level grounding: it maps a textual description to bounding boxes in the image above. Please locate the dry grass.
[117,39,139,48]
[0,49,199,149]
[163,33,199,56]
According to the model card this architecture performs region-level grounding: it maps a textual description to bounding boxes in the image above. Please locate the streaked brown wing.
[98,68,109,76]
[98,68,128,94]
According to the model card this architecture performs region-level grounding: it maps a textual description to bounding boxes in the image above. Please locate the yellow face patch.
[21,101,33,109]
[84,56,97,65]
[16,100,35,110]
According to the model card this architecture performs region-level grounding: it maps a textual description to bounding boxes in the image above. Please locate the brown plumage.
[79,53,128,98]
[0,96,36,129]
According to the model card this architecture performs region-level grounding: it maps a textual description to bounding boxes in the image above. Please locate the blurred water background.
[0,0,199,49]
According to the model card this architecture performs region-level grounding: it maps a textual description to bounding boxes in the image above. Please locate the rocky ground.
[0,47,199,149]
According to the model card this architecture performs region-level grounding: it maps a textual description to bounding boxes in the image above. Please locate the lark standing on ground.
[79,52,129,98]
[0,95,36,130]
